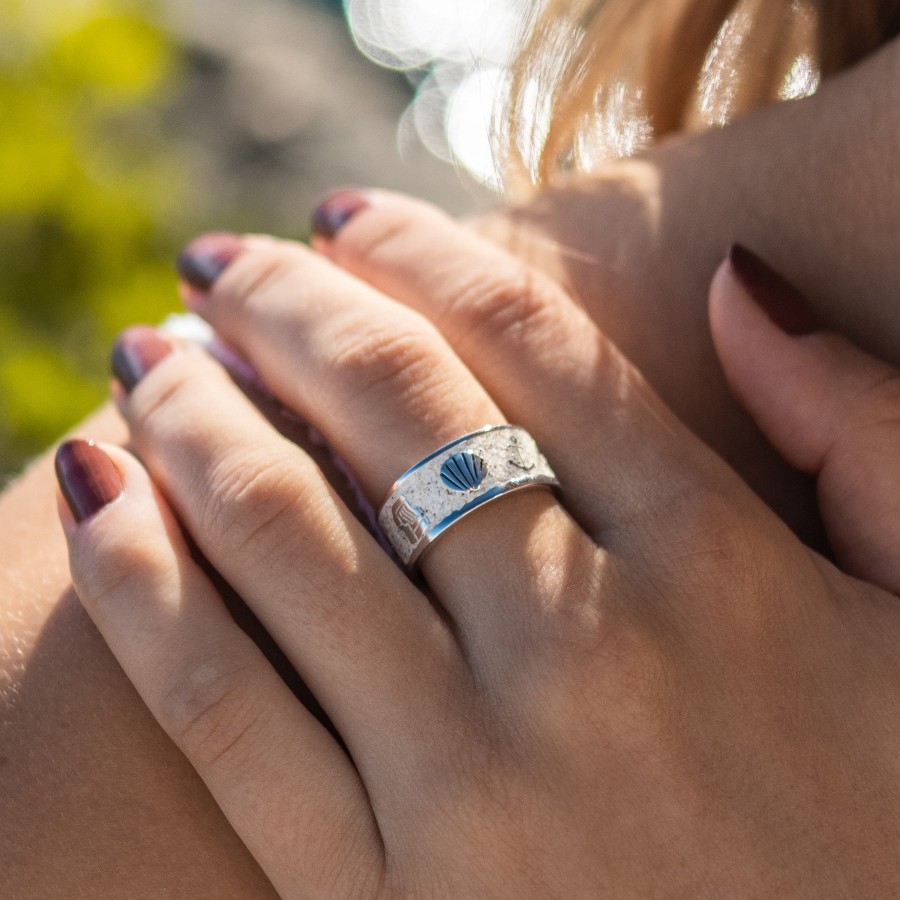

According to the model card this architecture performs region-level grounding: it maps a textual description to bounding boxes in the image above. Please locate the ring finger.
[177,234,600,663]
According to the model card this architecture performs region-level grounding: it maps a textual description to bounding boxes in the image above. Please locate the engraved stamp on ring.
[391,496,428,543]
[440,451,486,492]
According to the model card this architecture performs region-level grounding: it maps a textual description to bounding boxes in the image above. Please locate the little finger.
[111,329,470,803]
[55,440,383,898]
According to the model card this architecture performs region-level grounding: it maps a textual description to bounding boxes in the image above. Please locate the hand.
[56,194,900,898]
[471,170,829,549]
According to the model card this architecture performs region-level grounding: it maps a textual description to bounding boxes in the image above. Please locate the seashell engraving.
[440,452,486,492]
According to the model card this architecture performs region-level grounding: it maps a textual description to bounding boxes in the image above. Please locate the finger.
[111,329,470,802]
[309,189,728,544]
[176,234,598,663]
[710,245,900,594]
[55,440,383,897]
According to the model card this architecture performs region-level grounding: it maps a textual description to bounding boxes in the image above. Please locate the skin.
[1,34,899,897]
[0,406,280,899]
[478,33,900,546]
[58,201,900,897]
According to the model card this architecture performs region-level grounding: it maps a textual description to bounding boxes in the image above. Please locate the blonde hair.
[503,0,900,187]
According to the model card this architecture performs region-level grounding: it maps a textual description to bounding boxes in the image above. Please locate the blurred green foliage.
[0,0,190,479]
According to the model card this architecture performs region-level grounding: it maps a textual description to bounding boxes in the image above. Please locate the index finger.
[313,190,740,544]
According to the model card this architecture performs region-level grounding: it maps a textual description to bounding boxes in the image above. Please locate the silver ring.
[377,425,560,569]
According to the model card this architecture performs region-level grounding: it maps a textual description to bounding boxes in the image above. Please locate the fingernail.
[311,188,370,240]
[55,440,124,523]
[728,244,820,336]
[177,232,245,292]
[111,326,174,393]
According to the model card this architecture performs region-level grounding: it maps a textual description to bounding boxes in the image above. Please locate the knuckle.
[637,479,784,640]
[227,244,311,315]
[198,448,313,567]
[444,265,567,353]
[129,353,227,442]
[326,318,442,404]
[651,481,756,585]
[334,204,420,267]
[74,533,171,619]
[523,536,613,657]
[131,361,196,435]
[160,651,269,771]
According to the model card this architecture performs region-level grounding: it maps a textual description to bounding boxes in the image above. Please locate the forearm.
[0,404,277,899]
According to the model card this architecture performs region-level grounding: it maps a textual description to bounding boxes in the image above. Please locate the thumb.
[710,245,900,594]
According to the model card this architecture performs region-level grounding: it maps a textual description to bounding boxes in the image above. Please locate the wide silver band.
[378,425,559,569]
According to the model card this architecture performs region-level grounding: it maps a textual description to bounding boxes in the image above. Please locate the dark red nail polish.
[177,232,245,292]
[111,326,174,393]
[311,188,370,240]
[728,244,820,336]
[55,440,124,523]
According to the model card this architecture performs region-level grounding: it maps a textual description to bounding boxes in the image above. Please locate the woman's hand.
[56,194,900,898]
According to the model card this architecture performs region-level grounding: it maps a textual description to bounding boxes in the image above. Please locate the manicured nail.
[177,232,245,292]
[111,326,174,393]
[55,440,123,523]
[728,244,820,336]
[311,188,370,240]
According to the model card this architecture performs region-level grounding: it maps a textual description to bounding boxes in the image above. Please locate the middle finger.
[178,236,600,661]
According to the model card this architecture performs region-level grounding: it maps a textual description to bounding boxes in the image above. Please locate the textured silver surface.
[378,425,559,568]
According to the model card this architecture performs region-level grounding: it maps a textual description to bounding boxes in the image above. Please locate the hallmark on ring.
[440,451,486,492]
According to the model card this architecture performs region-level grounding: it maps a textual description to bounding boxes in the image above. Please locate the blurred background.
[0,0,526,480]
